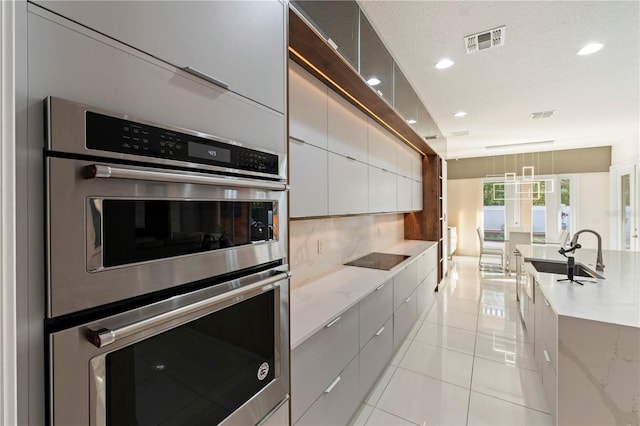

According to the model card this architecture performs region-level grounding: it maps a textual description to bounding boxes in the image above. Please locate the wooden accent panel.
[288,7,435,156]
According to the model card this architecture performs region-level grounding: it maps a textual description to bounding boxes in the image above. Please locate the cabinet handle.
[289,136,306,144]
[375,326,385,336]
[544,349,551,363]
[325,316,341,328]
[346,156,357,161]
[544,298,550,307]
[181,66,229,90]
[382,168,389,173]
[375,283,385,291]
[404,296,412,304]
[324,376,341,393]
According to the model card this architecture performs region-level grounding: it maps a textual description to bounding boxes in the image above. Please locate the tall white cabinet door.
[369,166,397,213]
[397,176,412,212]
[412,179,423,211]
[33,0,286,113]
[289,61,328,149]
[368,120,396,172]
[327,92,368,162]
[396,143,412,178]
[290,139,328,218]
[410,151,423,181]
[328,153,368,215]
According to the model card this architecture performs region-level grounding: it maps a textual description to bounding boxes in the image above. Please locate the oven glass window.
[105,289,276,425]
[100,200,276,267]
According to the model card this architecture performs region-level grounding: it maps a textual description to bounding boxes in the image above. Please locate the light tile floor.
[352,256,553,426]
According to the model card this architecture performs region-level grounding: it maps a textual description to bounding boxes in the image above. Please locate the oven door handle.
[86,271,290,348]
[84,163,289,191]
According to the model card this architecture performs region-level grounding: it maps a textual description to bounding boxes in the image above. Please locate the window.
[483,181,505,241]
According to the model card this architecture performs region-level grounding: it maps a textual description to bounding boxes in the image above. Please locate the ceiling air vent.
[424,135,438,140]
[530,110,556,119]
[465,26,506,54]
[452,130,469,137]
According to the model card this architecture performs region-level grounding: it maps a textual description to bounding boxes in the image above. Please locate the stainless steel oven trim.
[45,96,287,181]
[47,156,288,317]
[50,267,289,426]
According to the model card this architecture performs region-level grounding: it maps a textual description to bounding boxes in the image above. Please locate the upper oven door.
[46,156,288,318]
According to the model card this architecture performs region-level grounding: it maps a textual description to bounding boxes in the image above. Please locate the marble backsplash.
[289,214,405,289]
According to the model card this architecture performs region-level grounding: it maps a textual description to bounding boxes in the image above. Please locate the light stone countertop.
[517,244,640,328]
[290,240,437,349]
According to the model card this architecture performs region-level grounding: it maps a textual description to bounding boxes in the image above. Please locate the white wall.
[611,140,640,166]
[447,178,484,256]
[576,172,611,249]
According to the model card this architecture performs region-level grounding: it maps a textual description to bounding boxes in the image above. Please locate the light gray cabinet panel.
[368,166,397,213]
[328,153,368,215]
[291,305,359,423]
[541,355,557,421]
[534,284,544,374]
[368,120,397,172]
[416,272,436,317]
[33,0,286,112]
[393,262,418,311]
[393,291,417,351]
[295,356,360,426]
[359,317,393,397]
[289,61,328,149]
[541,295,558,372]
[327,91,368,162]
[27,6,285,155]
[412,179,423,211]
[290,140,328,218]
[359,280,393,348]
[397,175,412,212]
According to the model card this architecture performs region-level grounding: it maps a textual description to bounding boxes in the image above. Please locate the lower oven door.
[48,267,289,426]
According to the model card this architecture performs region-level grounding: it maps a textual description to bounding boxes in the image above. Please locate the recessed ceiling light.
[406,119,417,124]
[454,111,467,118]
[435,58,454,69]
[367,77,381,86]
[577,43,604,55]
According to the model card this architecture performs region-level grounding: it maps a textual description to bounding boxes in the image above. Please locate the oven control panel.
[85,112,279,175]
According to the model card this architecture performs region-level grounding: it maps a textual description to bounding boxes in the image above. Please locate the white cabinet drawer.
[541,354,557,421]
[327,91,368,162]
[393,262,418,311]
[34,0,286,112]
[359,317,393,397]
[295,356,360,426]
[290,140,328,218]
[541,294,558,372]
[393,291,417,350]
[28,5,285,155]
[359,280,393,347]
[289,62,328,149]
[416,272,436,317]
[291,305,359,423]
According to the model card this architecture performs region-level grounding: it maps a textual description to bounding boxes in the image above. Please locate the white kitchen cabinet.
[393,289,418,350]
[33,0,287,113]
[27,4,285,155]
[259,400,289,426]
[295,356,360,426]
[328,152,368,215]
[410,150,423,182]
[416,271,437,317]
[368,166,397,213]
[327,91,368,162]
[289,61,328,149]
[359,317,393,397]
[396,143,413,178]
[291,306,359,423]
[412,179,423,211]
[397,175,413,212]
[289,139,328,218]
[359,279,393,348]
[393,262,418,311]
[367,119,397,172]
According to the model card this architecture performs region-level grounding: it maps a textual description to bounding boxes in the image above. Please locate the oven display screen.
[188,141,231,163]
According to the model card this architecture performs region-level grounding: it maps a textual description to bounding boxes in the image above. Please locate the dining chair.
[476,227,505,271]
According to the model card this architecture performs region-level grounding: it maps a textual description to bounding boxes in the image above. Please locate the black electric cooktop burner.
[344,252,410,271]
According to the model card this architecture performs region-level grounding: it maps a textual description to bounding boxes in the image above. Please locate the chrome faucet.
[569,229,605,272]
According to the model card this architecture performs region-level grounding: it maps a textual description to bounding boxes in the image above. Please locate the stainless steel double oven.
[44,97,289,425]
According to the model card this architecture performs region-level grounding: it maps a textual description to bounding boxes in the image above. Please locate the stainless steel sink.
[530,260,604,279]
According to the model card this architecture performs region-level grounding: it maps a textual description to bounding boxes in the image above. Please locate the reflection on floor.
[351,256,553,426]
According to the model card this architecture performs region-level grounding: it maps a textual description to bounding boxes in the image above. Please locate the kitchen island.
[517,244,640,425]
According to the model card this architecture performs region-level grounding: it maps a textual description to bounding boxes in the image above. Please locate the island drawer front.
[393,261,418,311]
[359,279,393,348]
[294,356,360,426]
[542,354,557,421]
[359,317,394,397]
[541,294,558,372]
[291,304,359,423]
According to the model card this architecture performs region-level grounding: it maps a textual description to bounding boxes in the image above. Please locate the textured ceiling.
[357,1,640,160]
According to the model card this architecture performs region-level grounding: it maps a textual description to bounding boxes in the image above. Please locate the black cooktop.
[344,252,410,271]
